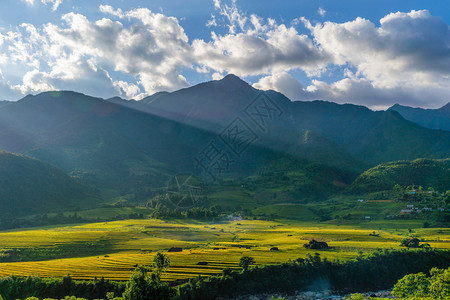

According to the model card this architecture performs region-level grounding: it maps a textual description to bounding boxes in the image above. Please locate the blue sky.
[0,0,449,109]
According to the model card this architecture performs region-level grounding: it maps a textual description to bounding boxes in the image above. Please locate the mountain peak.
[389,103,402,109]
[217,74,249,87]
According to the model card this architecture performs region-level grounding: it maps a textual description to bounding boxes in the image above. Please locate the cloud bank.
[1,1,449,108]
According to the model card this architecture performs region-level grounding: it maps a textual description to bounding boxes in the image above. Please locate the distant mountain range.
[389,103,450,131]
[0,74,448,216]
[108,74,450,165]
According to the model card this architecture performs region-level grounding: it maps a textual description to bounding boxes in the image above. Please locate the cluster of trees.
[0,210,147,231]
[0,252,174,300]
[0,276,125,299]
[150,205,222,220]
[394,184,450,205]
[392,266,449,299]
[0,213,86,230]
[177,249,449,299]
[350,266,449,299]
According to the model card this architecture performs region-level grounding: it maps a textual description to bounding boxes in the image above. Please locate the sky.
[0,0,449,109]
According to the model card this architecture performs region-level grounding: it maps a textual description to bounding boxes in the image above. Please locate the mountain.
[0,100,11,109]
[389,103,450,131]
[348,158,450,193]
[112,74,450,165]
[0,151,89,217]
[0,91,217,193]
[0,90,359,208]
[0,75,448,213]
[287,101,450,164]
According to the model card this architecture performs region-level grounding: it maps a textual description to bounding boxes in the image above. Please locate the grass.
[0,218,448,281]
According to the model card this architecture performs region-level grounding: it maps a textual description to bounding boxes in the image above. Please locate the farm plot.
[0,219,448,281]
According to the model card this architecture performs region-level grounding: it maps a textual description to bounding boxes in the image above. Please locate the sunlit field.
[0,218,448,281]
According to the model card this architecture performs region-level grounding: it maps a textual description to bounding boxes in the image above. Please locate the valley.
[1,218,448,281]
[0,75,448,299]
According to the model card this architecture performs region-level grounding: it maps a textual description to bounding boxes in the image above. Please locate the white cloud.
[253,70,449,109]
[15,69,54,93]
[318,7,326,17]
[214,0,247,34]
[1,2,449,108]
[0,6,193,99]
[298,9,450,107]
[253,72,307,100]
[192,0,329,77]
[206,14,217,27]
[99,5,124,18]
[41,0,63,11]
[113,80,143,99]
[304,10,450,88]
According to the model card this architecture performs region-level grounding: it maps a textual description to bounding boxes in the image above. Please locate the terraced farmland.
[0,218,448,281]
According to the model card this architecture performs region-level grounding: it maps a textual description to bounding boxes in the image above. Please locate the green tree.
[392,272,430,298]
[392,267,449,299]
[152,251,170,281]
[239,256,255,272]
[428,267,450,300]
[393,184,403,195]
[444,191,450,206]
[122,252,174,300]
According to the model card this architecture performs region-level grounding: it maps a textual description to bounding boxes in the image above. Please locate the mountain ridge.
[134,75,450,164]
[0,75,447,215]
[389,102,450,131]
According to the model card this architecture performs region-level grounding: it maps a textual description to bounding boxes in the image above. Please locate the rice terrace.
[1,217,449,281]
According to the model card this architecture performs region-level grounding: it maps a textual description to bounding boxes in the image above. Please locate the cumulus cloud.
[0,6,193,99]
[1,1,449,108]
[253,72,308,100]
[295,9,450,107]
[205,3,449,108]
[192,0,330,77]
[99,5,124,19]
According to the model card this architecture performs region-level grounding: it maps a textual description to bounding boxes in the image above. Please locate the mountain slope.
[389,103,450,131]
[348,158,450,193]
[0,90,363,208]
[0,151,89,216]
[0,91,216,192]
[0,76,448,212]
[289,102,450,164]
[106,76,366,171]
[122,75,450,165]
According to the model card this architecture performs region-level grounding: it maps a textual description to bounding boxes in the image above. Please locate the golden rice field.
[0,218,448,281]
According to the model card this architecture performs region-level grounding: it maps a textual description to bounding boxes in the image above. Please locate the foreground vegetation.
[176,249,449,299]
[0,249,448,299]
